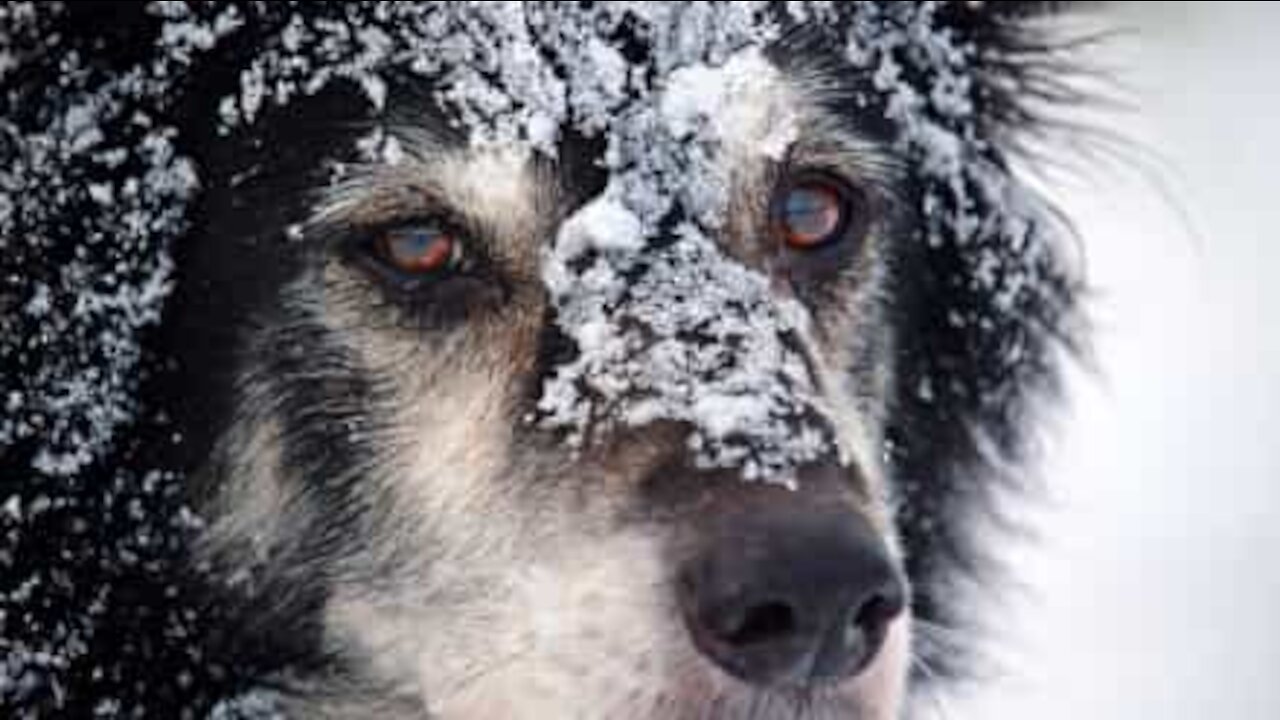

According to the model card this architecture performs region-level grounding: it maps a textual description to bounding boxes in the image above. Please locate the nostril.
[823,579,908,677]
[852,586,906,638]
[716,601,797,647]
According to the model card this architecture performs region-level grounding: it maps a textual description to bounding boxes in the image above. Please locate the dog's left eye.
[372,223,465,275]
[773,176,859,251]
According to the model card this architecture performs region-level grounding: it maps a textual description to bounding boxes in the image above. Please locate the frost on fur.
[1,2,1081,716]
[0,2,1059,483]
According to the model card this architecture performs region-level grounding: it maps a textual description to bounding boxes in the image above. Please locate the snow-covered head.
[1,3,1085,718]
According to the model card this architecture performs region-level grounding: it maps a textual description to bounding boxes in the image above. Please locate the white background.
[956,3,1280,719]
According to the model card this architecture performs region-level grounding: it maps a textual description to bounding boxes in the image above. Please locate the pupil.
[785,186,838,240]
[388,227,451,269]
[401,231,436,255]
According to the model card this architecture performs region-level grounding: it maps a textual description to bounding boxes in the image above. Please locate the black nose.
[676,485,907,688]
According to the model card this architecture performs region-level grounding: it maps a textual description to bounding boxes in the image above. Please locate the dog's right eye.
[347,219,507,325]
[371,223,467,276]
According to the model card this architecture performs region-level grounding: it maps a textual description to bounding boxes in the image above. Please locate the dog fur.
[0,3,1086,718]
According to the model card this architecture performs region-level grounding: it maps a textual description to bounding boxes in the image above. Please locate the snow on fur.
[1,2,1080,716]
[0,0,1048,491]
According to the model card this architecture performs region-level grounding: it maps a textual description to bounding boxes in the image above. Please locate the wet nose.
[675,479,907,688]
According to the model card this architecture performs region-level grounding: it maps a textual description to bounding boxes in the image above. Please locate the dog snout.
[673,464,907,688]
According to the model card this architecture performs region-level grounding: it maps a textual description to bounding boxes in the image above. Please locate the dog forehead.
[395,49,801,226]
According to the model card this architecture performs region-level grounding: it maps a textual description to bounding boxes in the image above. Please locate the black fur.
[0,3,1086,716]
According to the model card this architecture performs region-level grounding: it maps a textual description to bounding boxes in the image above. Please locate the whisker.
[909,652,953,720]
[911,617,971,655]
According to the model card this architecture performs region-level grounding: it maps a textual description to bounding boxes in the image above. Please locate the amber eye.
[374,224,461,275]
[775,178,851,250]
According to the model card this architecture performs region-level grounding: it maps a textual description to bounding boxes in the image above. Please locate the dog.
[0,3,1085,718]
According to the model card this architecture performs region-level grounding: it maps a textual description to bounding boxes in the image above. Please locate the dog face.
[187,43,914,720]
[0,2,1086,717]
